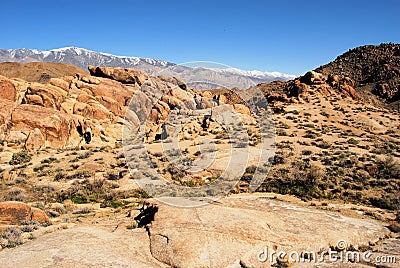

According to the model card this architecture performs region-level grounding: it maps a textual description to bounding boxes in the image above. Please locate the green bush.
[9,151,32,165]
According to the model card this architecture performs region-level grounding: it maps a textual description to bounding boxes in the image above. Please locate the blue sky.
[1,0,399,75]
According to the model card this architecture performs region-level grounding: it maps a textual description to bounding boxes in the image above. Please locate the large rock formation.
[0,63,256,150]
[0,65,150,150]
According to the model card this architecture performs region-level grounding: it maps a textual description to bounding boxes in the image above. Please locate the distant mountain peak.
[0,46,296,89]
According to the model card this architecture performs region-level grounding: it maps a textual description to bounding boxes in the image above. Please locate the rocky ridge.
[316,43,400,109]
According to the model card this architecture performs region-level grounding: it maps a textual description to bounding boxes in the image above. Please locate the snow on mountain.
[211,67,297,80]
[0,46,297,88]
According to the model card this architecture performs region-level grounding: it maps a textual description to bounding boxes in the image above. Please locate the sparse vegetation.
[9,151,31,165]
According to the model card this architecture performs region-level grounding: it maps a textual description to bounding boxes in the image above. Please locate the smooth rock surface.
[0,226,167,268]
[147,195,390,267]
[0,196,391,268]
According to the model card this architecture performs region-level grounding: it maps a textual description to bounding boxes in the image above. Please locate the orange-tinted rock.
[299,71,325,85]
[95,96,121,116]
[341,84,359,99]
[327,74,340,87]
[89,102,113,120]
[0,202,49,225]
[77,93,94,103]
[0,99,17,126]
[0,202,31,225]
[23,83,68,109]
[48,77,71,92]
[79,75,100,85]
[25,94,44,106]
[77,78,132,108]
[30,207,50,223]
[11,105,70,149]
[0,78,17,101]
[73,102,93,118]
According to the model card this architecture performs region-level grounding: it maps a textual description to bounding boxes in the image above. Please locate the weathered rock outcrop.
[258,70,359,105]
[11,105,70,149]
[88,66,148,85]
[0,78,17,101]
[0,226,166,268]
[23,82,68,109]
[0,201,49,225]
[0,65,148,150]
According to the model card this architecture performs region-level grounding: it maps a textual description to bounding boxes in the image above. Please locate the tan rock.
[340,84,359,99]
[327,74,340,87]
[77,78,132,109]
[24,128,45,151]
[88,66,148,85]
[300,71,325,85]
[0,152,13,164]
[48,77,71,92]
[73,102,93,117]
[161,95,183,108]
[89,102,113,120]
[77,93,94,103]
[8,131,27,143]
[0,226,165,268]
[25,94,44,106]
[233,103,251,116]
[95,96,122,116]
[79,75,100,85]
[169,87,193,102]
[77,162,105,172]
[0,99,17,126]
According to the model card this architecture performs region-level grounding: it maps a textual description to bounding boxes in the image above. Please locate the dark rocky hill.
[316,43,400,109]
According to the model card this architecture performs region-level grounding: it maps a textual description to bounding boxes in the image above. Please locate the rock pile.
[0,65,145,150]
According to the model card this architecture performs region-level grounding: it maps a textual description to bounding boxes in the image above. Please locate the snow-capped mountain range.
[0,46,296,89]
